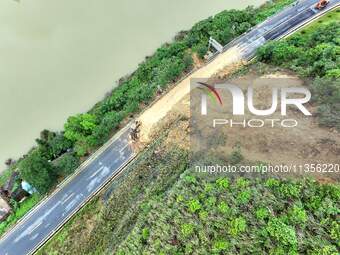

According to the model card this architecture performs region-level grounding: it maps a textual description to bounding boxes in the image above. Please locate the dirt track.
[138,46,243,143]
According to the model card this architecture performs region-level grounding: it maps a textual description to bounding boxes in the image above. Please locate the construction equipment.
[129,120,141,142]
[315,0,329,10]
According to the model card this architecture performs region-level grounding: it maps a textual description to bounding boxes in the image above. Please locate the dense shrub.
[112,172,339,255]
[53,153,80,177]
[257,23,339,78]
[64,113,98,142]
[19,150,56,194]
[257,22,340,129]
[36,130,72,160]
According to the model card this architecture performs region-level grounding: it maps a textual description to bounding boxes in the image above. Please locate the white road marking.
[100,166,110,177]
[119,143,129,153]
[29,233,39,241]
[87,177,99,192]
[61,193,74,205]
[27,220,43,235]
[87,166,104,180]
[64,194,84,213]
[64,200,77,212]
[14,219,43,243]
[87,166,110,191]
[41,202,61,218]
[61,193,68,200]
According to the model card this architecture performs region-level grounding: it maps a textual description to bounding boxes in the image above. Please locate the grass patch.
[298,8,340,35]
[36,198,102,255]
[0,194,40,237]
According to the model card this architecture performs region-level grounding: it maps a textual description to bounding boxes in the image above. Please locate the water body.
[0,0,265,172]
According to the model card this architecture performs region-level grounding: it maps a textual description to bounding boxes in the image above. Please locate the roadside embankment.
[139,46,244,143]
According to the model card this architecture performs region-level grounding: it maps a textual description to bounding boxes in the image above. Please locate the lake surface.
[0,0,265,172]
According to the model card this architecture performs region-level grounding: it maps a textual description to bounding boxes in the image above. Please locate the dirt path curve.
[139,46,243,143]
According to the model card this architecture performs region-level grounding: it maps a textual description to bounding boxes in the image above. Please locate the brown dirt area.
[213,73,339,178]
[138,46,244,144]
[139,63,340,182]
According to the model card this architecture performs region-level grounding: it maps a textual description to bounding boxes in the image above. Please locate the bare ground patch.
[146,64,340,182]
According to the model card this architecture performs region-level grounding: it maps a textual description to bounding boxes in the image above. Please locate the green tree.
[287,204,307,225]
[64,113,98,142]
[19,150,55,194]
[216,177,229,189]
[212,239,230,253]
[54,153,79,176]
[187,199,201,213]
[37,133,73,160]
[74,137,92,157]
[229,217,247,236]
[181,223,194,238]
[49,134,73,158]
[266,218,298,248]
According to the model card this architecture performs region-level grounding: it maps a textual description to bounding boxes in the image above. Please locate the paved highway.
[0,1,339,254]
[228,0,340,59]
[0,127,133,255]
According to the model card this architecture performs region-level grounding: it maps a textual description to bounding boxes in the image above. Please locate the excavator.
[129,120,141,142]
[315,0,329,10]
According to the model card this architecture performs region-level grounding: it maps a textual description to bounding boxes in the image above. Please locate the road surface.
[0,127,133,255]
[0,0,339,254]
[227,0,340,59]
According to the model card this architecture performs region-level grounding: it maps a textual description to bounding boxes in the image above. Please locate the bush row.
[114,170,339,255]
[256,21,340,129]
